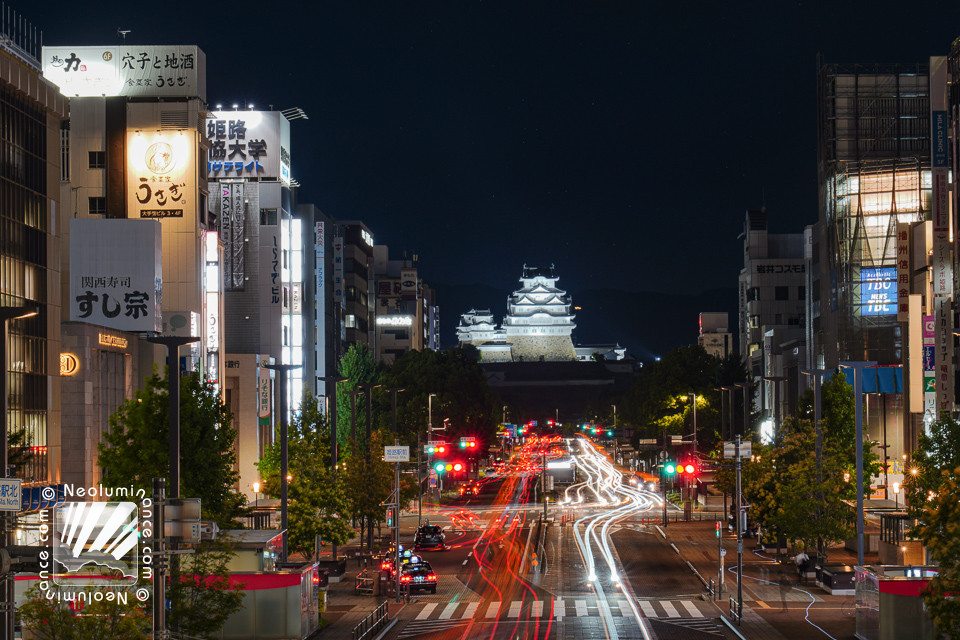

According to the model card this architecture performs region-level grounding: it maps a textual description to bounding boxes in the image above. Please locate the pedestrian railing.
[728,595,741,625]
[354,570,374,595]
[352,601,389,640]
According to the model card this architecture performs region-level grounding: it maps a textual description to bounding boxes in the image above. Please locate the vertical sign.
[333,225,344,303]
[400,268,417,301]
[258,355,272,426]
[935,299,954,416]
[930,57,952,295]
[896,223,911,321]
[315,221,326,383]
[924,315,936,423]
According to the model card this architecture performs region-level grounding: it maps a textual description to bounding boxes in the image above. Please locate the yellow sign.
[59,353,79,376]
[98,333,128,349]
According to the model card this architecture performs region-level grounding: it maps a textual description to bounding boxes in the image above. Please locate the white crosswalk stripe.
[416,603,437,620]
[409,597,714,622]
[681,600,703,617]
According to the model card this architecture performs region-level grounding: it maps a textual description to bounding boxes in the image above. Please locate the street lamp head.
[252,481,260,493]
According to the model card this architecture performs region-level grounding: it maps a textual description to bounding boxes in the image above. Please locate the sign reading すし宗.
[69,219,162,333]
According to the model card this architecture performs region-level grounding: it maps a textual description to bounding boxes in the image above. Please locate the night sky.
[30,2,960,299]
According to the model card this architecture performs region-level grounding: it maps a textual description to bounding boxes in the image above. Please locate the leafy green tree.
[98,369,247,528]
[336,343,380,451]
[819,371,882,502]
[343,431,394,550]
[169,536,245,639]
[18,584,150,639]
[256,393,354,558]
[904,413,960,523]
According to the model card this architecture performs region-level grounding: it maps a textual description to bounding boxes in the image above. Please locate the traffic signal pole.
[735,434,744,623]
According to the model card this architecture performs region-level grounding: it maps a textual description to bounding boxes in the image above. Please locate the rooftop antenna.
[117,29,131,40]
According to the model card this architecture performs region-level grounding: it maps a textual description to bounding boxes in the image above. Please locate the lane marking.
[532,600,544,618]
[439,603,458,620]
[617,600,632,618]
[462,602,478,619]
[555,597,564,620]
[485,601,500,618]
[416,603,437,620]
[575,599,588,617]
[639,601,656,617]
[508,600,522,618]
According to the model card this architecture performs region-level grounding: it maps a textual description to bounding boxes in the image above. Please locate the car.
[414,524,446,550]
[458,483,480,497]
[399,560,438,593]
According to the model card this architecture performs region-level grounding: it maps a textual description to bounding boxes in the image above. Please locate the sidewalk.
[658,507,867,640]
[311,511,425,639]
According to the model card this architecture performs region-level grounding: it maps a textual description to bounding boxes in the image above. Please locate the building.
[43,43,215,489]
[335,221,375,351]
[371,248,439,366]
[457,265,579,362]
[697,312,732,358]
[0,20,68,483]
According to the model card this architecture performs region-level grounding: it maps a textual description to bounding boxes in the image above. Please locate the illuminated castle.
[457,265,578,362]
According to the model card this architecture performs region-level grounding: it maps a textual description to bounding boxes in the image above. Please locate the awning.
[842,367,903,394]
[19,484,66,513]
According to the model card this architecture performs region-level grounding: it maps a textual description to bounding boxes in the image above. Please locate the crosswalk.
[404,596,714,622]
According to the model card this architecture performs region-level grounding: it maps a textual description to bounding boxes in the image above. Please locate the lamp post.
[318,375,348,473]
[384,387,405,442]
[1,304,37,640]
[893,482,901,509]
[734,382,752,437]
[145,335,201,498]
[263,362,301,563]
[688,393,697,456]
[253,481,260,510]
[803,368,831,563]
[840,361,877,568]
[420,393,437,526]
[358,383,382,444]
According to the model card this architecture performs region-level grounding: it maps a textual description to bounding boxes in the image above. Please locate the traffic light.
[606,430,613,437]
[434,462,445,474]
[663,462,676,475]
[715,521,721,538]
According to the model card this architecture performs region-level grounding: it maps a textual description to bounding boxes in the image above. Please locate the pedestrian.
[794,550,810,584]
[778,569,791,612]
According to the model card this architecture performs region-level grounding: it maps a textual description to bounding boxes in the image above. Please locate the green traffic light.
[665,463,676,474]
[435,462,445,473]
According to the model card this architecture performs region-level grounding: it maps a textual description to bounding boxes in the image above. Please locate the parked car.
[414,524,446,550]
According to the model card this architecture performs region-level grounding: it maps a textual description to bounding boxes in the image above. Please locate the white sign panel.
[0,479,21,512]
[723,441,752,459]
[42,45,204,99]
[127,130,197,220]
[936,297,954,415]
[384,446,410,462]
[70,219,162,332]
[205,111,290,181]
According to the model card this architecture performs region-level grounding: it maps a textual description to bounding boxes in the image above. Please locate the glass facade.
[0,83,50,481]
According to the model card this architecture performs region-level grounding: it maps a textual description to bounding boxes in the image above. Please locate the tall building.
[43,43,214,489]
[371,248,439,366]
[1,22,68,483]
[334,221,375,351]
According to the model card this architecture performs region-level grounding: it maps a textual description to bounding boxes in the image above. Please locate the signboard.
[896,224,910,321]
[384,446,410,462]
[0,478,22,511]
[933,237,953,296]
[400,268,417,301]
[859,267,896,316]
[205,111,290,181]
[935,297,954,415]
[315,221,326,382]
[257,355,273,424]
[220,183,245,290]
[127,130,196,220]
[70,218,162,332]
[723,441,752,459]
[333,226,344,303]
[42,45,205,99]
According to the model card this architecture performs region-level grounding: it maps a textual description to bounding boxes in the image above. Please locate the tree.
[336,343,380,453]
[98,369,247,529]
[904,413,960,522]
[169,536,246,640]
[342,430,394,550]
[914,469,960,637]
[18,584,150,640]
[256,392,354,558]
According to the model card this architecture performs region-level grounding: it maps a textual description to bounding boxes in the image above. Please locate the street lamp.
[263,362,302,563]
[840,360,877,568]
[252,481,260,509]
[145,335,201,498]
[734,382,752,437]
[688,394,697,456]
[1,304,38,640]
[893,482,901,509]
[346,388,362,441]
[358,382,382,443]
[420,393,438,527]
[318,375,348,472]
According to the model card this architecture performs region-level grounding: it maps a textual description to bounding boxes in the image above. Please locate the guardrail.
[354,570,374,595]
[728,595,741,625]
[352,601,389,640]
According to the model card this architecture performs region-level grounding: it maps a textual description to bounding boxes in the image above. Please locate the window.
[59,124,70,181]
[775,286,789,301]
[345,314,357,329]
[88,151,105,169]
[88,197,106,215]
[747,287,760,302]
[260,208,277,225]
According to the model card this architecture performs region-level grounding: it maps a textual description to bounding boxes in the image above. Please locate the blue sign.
[924,345,936,372]
[860,267,896,316]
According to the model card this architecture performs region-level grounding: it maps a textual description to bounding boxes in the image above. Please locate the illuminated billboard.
[859,267,896,316]
[42,46,205,99]
[205,111,290,183]
[126,130,196,220]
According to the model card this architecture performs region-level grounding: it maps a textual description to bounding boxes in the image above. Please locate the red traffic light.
[684,464,695,474]
[453,462,463,472]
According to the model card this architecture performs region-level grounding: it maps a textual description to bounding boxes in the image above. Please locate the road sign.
[723,441,752,459]
[0,478,21,511]
[384,446,410,462]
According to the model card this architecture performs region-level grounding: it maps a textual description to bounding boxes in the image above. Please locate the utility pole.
[841,361,876,568]
[803,368,830,563]
[762,376,787,442]
[152,478,166,639]
[735,433,744,623]
[263,362,301,562]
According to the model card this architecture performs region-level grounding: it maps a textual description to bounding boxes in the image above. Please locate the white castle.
[457,265,579,362]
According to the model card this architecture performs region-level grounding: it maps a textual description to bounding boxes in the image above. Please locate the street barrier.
[352,601,389,640]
